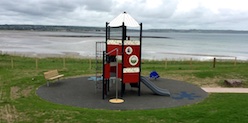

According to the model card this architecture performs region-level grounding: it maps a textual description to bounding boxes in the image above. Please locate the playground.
[36,12,208,110]
[1,11,248,123]
[36,76,208,110]
[1,51,248,122]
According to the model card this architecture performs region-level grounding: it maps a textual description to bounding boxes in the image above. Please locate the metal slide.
[140,76,170,96]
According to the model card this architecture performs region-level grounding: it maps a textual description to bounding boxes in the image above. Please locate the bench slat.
[44,69,64,86]
[44,70,59,80]
[48,74,64,80]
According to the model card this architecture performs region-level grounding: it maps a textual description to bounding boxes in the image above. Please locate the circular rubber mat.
[36,77,208,110]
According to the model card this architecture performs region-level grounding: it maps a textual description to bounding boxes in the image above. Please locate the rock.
[224,79,242,87]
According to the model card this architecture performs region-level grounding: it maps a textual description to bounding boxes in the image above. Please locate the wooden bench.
[44,69,64,86]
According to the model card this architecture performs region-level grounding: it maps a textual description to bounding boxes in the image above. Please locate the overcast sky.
[1,0,248,30]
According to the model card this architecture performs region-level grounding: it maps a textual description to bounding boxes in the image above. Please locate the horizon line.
[0,24,248,32]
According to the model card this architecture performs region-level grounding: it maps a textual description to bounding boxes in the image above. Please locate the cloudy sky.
[1,0,248,30]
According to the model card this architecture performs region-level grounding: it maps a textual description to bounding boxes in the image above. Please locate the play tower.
[102,12,142,99]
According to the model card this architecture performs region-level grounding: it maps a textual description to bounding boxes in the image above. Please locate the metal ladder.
[95,41,105,92]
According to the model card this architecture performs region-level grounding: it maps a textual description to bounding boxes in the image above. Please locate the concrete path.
[202,87,248,93]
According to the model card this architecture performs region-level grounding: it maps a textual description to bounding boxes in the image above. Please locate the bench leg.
[58,77,62,82]
[47,81,49,87]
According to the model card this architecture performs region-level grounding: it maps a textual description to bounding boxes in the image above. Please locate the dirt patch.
[21,86,33,97]
[0,88,4,101]
[0,104,18,123]
[10,86,20,100]
[10,86,33,100]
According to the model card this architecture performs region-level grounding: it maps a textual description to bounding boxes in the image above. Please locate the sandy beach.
[0,50,93,59]
[1,30,248,60]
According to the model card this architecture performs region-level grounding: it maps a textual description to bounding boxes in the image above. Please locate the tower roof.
[108,12,140,27]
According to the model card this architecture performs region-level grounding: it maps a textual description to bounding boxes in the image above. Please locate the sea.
[0,30,247,61]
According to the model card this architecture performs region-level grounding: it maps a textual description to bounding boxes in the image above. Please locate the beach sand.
[0,50,91,59]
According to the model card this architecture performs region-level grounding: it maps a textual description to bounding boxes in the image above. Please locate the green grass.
[0,54,248,122]
[142,59,248,87]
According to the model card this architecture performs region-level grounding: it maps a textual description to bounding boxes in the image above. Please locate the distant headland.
[0,24,248,33]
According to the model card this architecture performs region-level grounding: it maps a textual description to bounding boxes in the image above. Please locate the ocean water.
[0,30,247,60]
[142,32,248,60]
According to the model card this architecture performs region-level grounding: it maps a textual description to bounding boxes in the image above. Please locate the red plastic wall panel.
[118,63,122,78]
[123,73,139,83]
[107,45,122,56]
[104,64,110,79]
[123,46,140,67]
[110,66,116,73]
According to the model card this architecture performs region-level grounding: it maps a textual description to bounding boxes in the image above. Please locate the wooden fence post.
[36,58,38,70]
[89,58,92,70]
[63,57,66,68]
[190,58,192,68]
[11,57,14,69]
[234,57,237,66]
[164,58,167,68]
[213,57,216,68]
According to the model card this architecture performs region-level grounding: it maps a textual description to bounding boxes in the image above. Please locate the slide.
[140,76,170,96]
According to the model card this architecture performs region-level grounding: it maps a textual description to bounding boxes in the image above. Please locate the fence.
[0,54,244,72]
[0,55,94,72]
[143,55,239,70]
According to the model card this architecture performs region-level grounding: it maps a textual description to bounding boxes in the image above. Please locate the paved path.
[202,87,248,93]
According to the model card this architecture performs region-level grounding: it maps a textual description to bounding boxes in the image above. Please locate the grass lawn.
[0,54,248,122]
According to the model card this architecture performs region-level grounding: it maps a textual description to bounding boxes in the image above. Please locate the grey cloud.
[1,0,78,17]
[0,0,247,30]
[82,0,113,12]
[148,4,248,30]
[0,0,114,25]
[109,0,179,28]
[112,0,178,18]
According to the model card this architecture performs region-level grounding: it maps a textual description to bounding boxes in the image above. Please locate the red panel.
[104,64,110,79]
[123,73,139,83]
[107,45,122,56]
[110,66,116,73]
[118,63,122,78]
[123,46,141,67]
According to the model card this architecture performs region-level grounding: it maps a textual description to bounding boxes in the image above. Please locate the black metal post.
[121,22,126,97]
[213,57,216,68]
[138,23,142,96]
[107,79,110,91]
[102,51,105,99]
[121,83,125,97]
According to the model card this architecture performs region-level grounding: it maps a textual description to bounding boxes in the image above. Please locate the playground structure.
[96,12,170,100]
[35,12,208,109]
[35,14,208,109]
